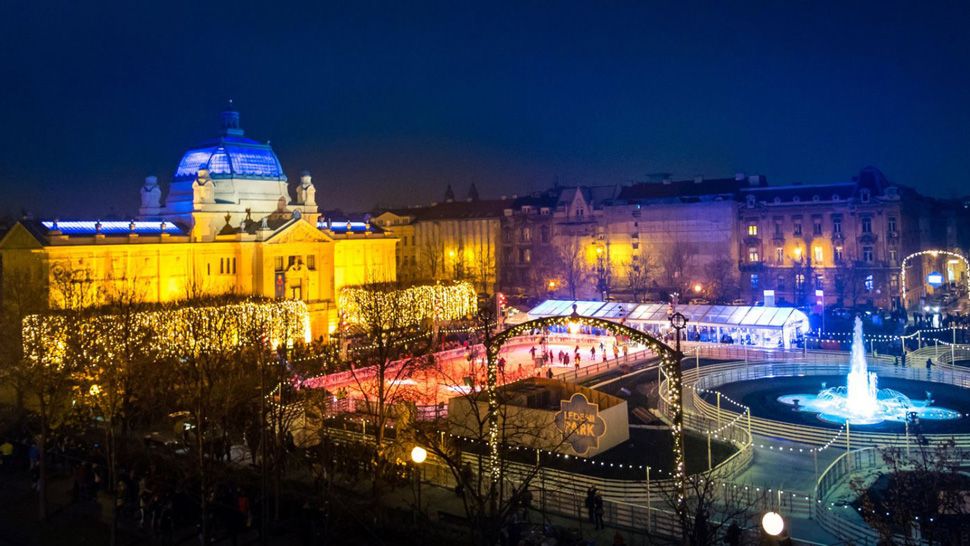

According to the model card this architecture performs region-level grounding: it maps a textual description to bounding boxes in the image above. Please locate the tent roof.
[526,300,809,330]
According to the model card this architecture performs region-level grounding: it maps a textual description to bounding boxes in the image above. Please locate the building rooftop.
[617,176,764,203]
[173,108,286,182]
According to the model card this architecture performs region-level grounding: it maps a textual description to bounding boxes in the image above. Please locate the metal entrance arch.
[901,250,970,309]
[484,307,685,500]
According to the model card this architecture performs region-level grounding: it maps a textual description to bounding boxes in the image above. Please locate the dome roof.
[174,109,286,181]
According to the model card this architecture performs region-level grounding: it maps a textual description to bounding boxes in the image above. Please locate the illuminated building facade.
[373,184,506,294]
[498,185,618,300]
[736,166,966,310]
[0,108,397,337]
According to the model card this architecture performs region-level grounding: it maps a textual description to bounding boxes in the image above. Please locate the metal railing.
[675,359,970,448]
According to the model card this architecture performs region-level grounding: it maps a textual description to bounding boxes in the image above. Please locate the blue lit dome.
[174,108,286,181]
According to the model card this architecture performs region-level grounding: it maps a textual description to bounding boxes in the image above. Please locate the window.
[888,217,897,233]
[860,189,871,203]
[747,224,758,236]
[793,247,803,261]
[520,227,531,242]
[815,274,824,289]
[888,248,897,263]
[774,222,782,236]
[890,274,899,290]
[502,228,512,243]
[834,246,844,261]
[288,256,297,268]
[814,246,823,263]
[863,246,874,262]
[748,247,760,263]
[219,257,236,275]
[865,274,874,292]
[813,220,822,235]
[750,273,760,288]
[861,217,872,234]
[793,223,802,236]
[307,255,316,270]
[632,242,639,250]
[291,286,302,300]
[540,225,550,243]
[833,219,842,234]
[776,275,785,291]
[795,274,805,290]
[274,257,284,272]
[775,247,784,263]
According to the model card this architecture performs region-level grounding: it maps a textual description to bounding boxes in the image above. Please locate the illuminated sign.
[554,393,607,455]
[927,272,944,287]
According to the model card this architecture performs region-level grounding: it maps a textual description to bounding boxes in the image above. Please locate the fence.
[669,359,970,448]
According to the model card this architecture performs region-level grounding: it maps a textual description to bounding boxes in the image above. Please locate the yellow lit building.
[0,107,396,338]
[373,185,506,294]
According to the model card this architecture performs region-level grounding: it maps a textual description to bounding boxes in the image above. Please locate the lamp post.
[411,446,427,521]
[669,310,688,511]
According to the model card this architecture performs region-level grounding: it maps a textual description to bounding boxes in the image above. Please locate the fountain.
[777,317,960,425]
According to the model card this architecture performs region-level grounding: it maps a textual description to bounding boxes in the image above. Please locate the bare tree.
[171,295,241,543]
[72,277,154,546]
[851,440,970,545]
[343,281,434,503]
[555,235,588,300]
[419,222,445,281]
[20,264,98,520]
[660,242,697,294]
[472,230,497,294]
[0,268,49,413]
[661,470,757,546]
[703,258,739,303]
[625,246,654,303]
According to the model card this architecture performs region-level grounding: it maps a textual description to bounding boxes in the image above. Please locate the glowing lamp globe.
[410,446,428,464]
[693,283,703,293]
[761,512,784,536]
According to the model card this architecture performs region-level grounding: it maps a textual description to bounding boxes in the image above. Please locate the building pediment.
[265,218,331,244]
[0,223,46,249]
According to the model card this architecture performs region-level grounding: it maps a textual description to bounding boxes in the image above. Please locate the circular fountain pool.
[777,388,961,425]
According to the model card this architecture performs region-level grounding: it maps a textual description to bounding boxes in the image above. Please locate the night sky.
[1,1,968,219]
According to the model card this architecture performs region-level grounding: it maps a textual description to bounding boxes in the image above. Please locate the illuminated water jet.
[777,317,960,425]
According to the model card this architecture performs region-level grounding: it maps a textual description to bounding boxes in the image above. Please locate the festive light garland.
[23,299,312,366]
[338,281,477,329]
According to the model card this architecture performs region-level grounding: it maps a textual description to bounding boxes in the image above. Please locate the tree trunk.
[37,415,47,521]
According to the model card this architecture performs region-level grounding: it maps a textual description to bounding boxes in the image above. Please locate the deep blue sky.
[1,1,968,218]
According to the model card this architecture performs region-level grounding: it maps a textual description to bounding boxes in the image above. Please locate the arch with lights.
[900,249,970,309]
[484,305,686,502]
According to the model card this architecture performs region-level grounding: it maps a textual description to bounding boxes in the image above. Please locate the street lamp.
[762,511,784,536]
[410,446,428,464]
[693,283,703,294]
[411,446,427,521]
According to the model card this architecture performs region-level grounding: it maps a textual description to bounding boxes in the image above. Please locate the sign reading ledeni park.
[554,393,607,455]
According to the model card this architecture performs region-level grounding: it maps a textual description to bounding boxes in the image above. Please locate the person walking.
[594,492,605,530]
[585,486,596,523]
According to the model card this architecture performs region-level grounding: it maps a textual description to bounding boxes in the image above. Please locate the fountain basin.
[708,374,970,433]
